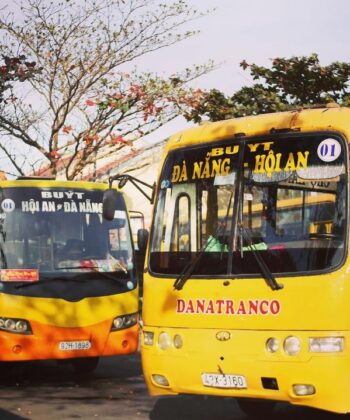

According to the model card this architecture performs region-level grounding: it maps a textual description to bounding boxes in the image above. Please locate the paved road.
[0,353,345,420]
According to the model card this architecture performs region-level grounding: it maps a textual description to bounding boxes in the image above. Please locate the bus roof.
[0,178,114,191]
[164,105,350,154]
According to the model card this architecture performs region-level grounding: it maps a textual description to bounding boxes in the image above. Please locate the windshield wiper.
[239,223,283,291]
[173,236,215,291]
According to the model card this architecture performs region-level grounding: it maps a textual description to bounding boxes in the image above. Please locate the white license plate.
[201,373,247,389]
[58,340,91,351]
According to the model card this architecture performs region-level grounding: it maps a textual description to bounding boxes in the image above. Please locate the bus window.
[200,185,234,249]
[150,145,239,274]
[171,194,190,252]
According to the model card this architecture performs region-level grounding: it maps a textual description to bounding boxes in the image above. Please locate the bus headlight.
[283,336,301,356]
[158,332,171,350]
[15,321,29,333]
[266,337,279,353]
[173,334,183,349]
[111,313,138,331]
[4,319,16,331]
[0,317,32,334]
[309,337,344,353]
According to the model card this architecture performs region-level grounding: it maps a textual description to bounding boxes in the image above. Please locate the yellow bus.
[0,178,138,373]
[241,192,336,241]
[140,105,350,414]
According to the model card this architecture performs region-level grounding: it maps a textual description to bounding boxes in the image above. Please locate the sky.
[1,0,350,167]
[135,0,350,143]
[138,0,350,93]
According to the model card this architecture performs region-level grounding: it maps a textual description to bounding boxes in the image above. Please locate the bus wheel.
[71,357,99,374]
[237,398,276,418]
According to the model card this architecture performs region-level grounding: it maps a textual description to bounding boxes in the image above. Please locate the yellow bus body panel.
[1,289,139,328]
[142,107,350,413]
[163,106,350,155]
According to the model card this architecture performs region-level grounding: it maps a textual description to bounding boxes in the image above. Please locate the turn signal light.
[143,331,154,346]
[309,337,344,353]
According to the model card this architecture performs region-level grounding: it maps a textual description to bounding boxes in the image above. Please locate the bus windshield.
[150,133,347,277]
[0,187,134,280]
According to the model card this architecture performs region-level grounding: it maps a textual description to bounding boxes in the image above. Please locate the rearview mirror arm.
[128,178,152,202]
[108,174,156,204]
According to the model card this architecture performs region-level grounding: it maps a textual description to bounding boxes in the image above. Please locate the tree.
[0,55,38,103]
[184,54,350,123]
[0,0,212,179]
[0,54,39,175]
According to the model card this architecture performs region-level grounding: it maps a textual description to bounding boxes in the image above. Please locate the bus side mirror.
[137,228,149,253]
[103,189,118,221]
[108,174,156,204]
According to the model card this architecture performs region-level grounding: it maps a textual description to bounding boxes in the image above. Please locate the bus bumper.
[0,319,139,361]
[141,327,350,414]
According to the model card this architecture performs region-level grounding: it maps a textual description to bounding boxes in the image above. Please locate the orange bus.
[0,178,138,373]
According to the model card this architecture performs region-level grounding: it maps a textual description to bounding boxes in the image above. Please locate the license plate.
[201,373,247,389]
[58,340,91,351]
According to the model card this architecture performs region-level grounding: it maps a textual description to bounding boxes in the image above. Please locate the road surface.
[0,353,344,420]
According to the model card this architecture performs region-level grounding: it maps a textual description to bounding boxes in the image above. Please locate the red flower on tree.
[110,134,127,145]
[50,150,60,159]
[62,125,72,134]
[83,134,98,144]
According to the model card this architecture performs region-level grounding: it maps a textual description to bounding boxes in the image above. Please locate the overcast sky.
[138,0,350,93]
[132,0,350,141]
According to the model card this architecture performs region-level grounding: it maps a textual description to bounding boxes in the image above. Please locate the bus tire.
[237,398,276,418]
[71,357,99,374]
